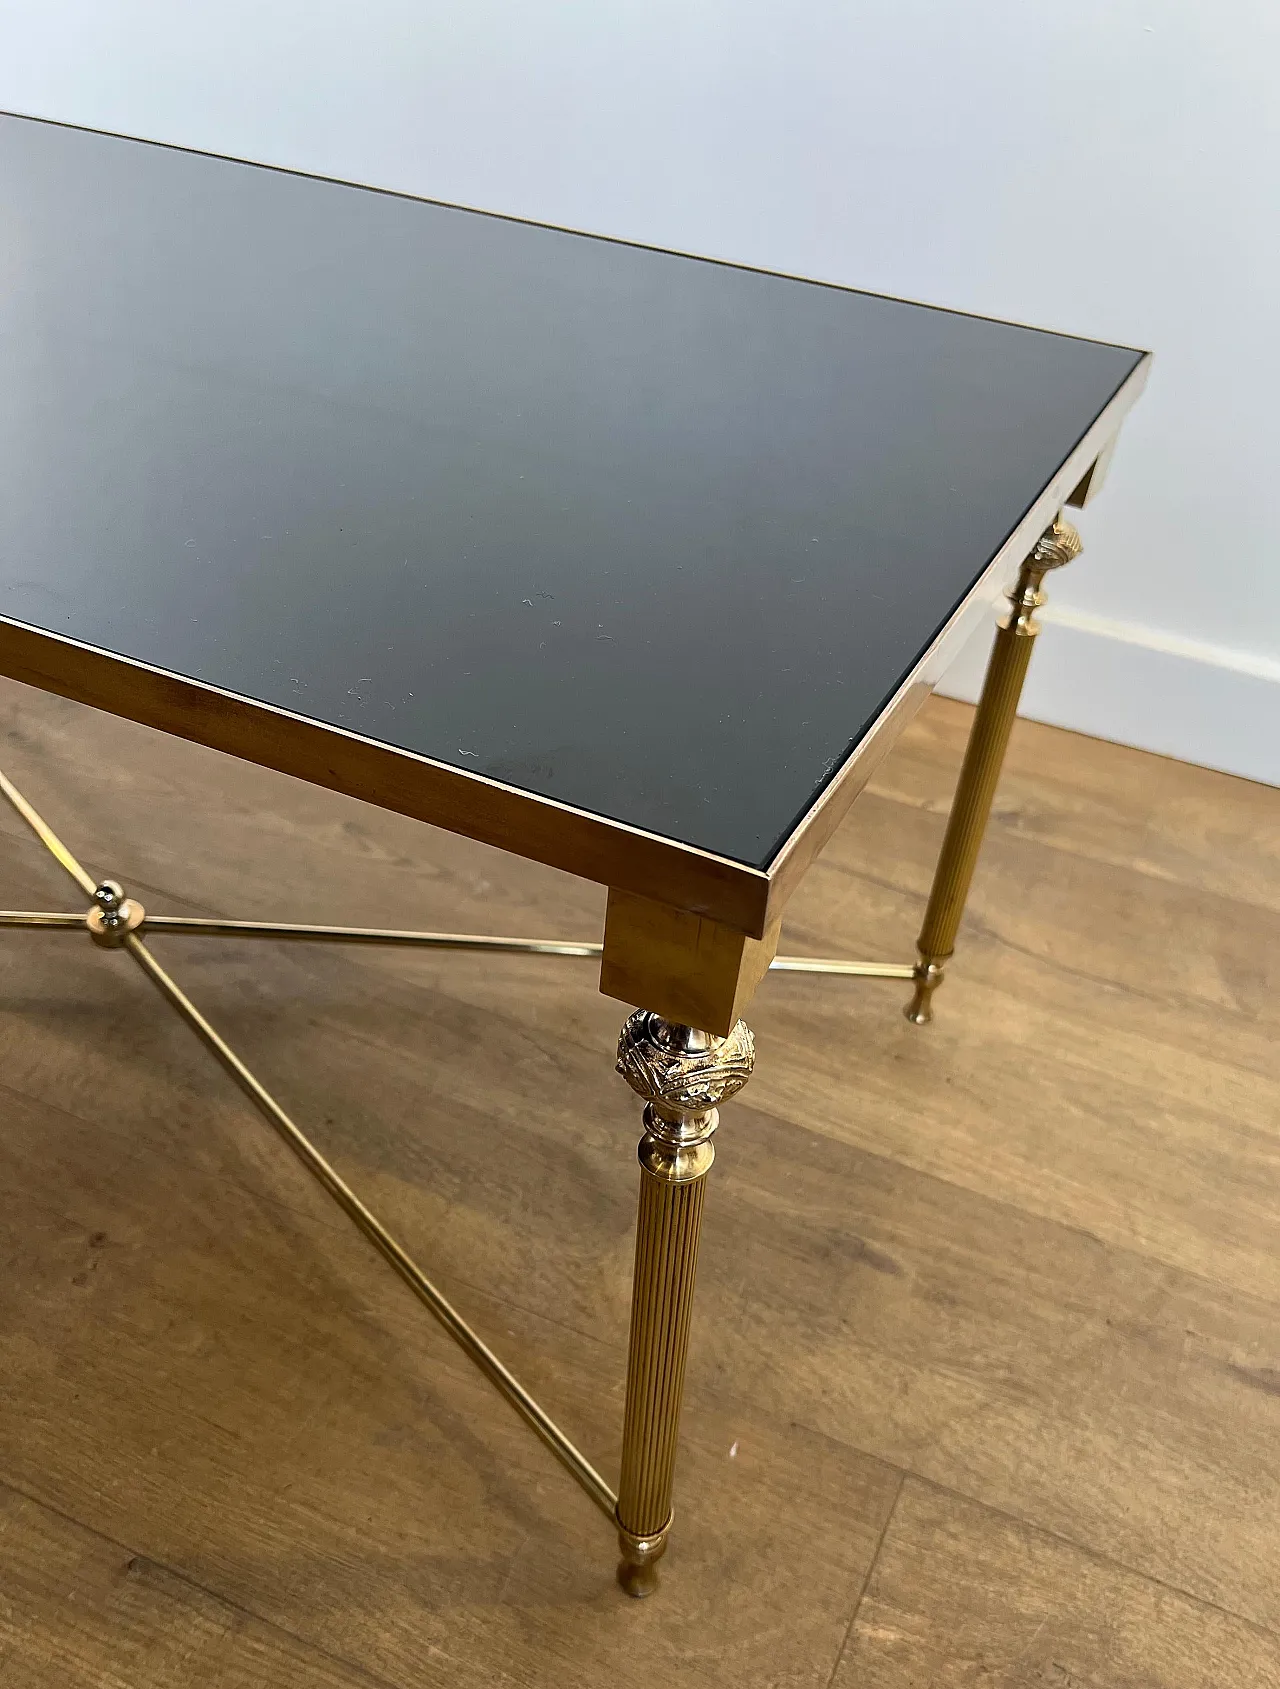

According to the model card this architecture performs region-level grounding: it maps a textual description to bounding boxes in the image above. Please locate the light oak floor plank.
[0,1483,395,1689]
[834,1478,1280,1688]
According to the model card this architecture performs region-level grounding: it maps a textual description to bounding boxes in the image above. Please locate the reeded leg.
[906,514,1082,1023]
[613,1010,755,1596]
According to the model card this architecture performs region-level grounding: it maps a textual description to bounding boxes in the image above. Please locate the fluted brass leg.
[906,515,1082,1023]
[613,1010,755,1596]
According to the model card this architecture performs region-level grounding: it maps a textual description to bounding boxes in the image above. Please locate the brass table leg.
[613,1010,755,1596]
[906,514,1083,1023]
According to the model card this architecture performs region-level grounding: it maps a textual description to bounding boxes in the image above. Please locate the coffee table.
[0,111,1149,1596]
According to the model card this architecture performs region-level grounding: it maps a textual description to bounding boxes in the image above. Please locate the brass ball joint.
[86,879,146,946]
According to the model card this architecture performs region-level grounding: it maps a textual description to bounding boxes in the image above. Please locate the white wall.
[2,0,1277,782]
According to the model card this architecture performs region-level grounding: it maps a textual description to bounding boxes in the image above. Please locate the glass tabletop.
[0,114,1144,870]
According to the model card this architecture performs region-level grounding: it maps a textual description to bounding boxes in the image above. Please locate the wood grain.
[1,676,1277,1686]
[0,1485,381,1689]
[834,1479,1280,1688]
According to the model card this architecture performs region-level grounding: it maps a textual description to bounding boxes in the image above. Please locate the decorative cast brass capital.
[1003,514,1083,637]
[616,1011,755,1181]
[1030,514,1083,573]
[616,1011,754,1118]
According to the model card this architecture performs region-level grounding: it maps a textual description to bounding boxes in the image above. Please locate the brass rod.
[0,911,87,929]
[0,900,916,981]
[769,956,915,978]
[122,916,913,979]
[0,768,97,895]
[122,930,618,1520]
[133,916,604,954]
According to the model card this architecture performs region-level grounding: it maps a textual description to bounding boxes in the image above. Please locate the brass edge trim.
[761,352,1152,921]
[0,620,772,938]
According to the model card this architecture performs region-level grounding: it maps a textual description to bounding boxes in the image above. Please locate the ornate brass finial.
[1030,515,1083,573]
[617,1011,754,1181]
[617,1012,754,1118]
[1004,514,1084,638]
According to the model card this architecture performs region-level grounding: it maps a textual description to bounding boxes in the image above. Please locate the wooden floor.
[1,677,1277,1689]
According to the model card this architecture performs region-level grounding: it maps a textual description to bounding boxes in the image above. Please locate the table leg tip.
[616,1560,661,1598]
[904,959,945,1024]
[615,1524,667,1598]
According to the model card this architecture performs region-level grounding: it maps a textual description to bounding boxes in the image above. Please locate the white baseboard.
[936,605,1280,787]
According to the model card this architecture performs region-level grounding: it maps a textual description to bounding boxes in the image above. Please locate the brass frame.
[1,512,1090,1596]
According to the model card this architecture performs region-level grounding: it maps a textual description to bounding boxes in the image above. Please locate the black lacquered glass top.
[0,116,1143,868]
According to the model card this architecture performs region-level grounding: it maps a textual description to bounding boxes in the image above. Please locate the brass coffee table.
[0,111,1149,1596]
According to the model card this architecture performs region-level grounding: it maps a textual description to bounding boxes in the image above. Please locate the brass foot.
[615,1520,669,1598]
[904,957,945,1025]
